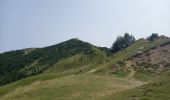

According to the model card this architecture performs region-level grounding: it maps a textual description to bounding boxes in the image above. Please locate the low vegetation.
[0,39,108,85]
[111,33,135,53]
[0,33,170,100]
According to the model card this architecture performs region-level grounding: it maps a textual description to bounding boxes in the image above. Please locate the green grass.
[1,71,170,100]
[94,38,170,74]
[0,74,58,96]
[45,54,90,73]
[0,53,108,98]
[93,39,150,74]
[0,38,170,100]
[0,74,145,100]
[106,72,170,100]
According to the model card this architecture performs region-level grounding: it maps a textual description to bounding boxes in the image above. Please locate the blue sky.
[0,0,170,52]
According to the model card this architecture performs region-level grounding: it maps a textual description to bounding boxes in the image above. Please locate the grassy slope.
[95,37,170,73]
[0,74,58,96]
[0,48,109,98]
[0,46,141,99]
[106,72,170,100]
[0,75,145,100]
[0,37,170,100]
[0,38,109,85]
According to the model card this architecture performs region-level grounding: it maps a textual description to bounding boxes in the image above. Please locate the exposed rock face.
[132,42,170,65]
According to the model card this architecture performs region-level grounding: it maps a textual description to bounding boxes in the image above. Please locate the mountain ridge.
[0,38,110,85]
[1,35,170,100]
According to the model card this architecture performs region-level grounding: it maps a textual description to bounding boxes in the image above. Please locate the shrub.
[147,33,159,41]
[111,33,135,53]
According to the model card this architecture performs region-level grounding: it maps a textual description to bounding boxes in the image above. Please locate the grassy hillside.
[0,36,170,100]
[93,36,170,75]
[0,38,110,85]
[0,75,145,100]
[107,71,170,100]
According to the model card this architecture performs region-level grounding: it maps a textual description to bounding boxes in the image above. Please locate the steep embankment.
[130,38,170,76]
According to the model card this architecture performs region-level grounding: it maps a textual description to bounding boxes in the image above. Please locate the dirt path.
[127,67,135,79]
[125,61,136,79]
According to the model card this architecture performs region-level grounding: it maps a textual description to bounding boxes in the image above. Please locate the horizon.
[0,34,170,53]
[1,0,170,52]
